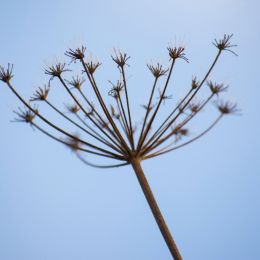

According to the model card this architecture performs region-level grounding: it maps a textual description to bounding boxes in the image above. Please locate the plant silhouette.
[0,34,238,259]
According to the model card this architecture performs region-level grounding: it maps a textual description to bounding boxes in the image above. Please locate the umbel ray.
[0,34,238,260]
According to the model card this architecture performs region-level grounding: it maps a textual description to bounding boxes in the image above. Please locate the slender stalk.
[131,158,182,260]
[137,77,158,147]
[121,67,135,149]
[137,59,176,152]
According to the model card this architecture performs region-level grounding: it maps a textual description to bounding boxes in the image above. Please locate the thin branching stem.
[31,122,120,159]
[45,99,122,153]
[121,67,135,149]
[81,59,131,154]
[6,82,123,158]
[76,153,130,168]
[78,88,122,144]
[145,88,193,147]
[138,77,158,148]
[144,114,223,159]
[58,76,125,153]
[137,59,176,152]
[142,50,222,154]
[144,93,215,154]
[115,98,130,137]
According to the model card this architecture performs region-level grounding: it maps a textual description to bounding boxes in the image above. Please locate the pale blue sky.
[0,0,259,259]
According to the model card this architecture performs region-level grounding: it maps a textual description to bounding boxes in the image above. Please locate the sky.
[0,0,259,259]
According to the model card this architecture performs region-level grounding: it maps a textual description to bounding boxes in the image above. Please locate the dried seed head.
[167,46,188,62]
[189,100,202,113]
[64,135,82,151]
[111,50,130,68]
[13,107,38,124]
[215,100,239,115]
[207,80,228,95]
[178,101,187,114]
[157,89,173,104]
[191,76,200,89]
[212,34,237,55]
[45,63,70,78]
[108,80,124,99]
[0,64,14,83]
[65,46,86,61]
[85,60,102,75]
[141,104,155,113]
[110,105,120,119]
[97,118,109,129]
[171,126,189,142]
[66,75,85,90]
[30,84,50,102]
[147,63,168,78]
[66,103,80,114]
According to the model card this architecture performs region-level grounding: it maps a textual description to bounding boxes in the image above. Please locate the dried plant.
[0,34,238,259]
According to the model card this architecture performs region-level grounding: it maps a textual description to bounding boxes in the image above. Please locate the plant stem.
[131,158,182,260]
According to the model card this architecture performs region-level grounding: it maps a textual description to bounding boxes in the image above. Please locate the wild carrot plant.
[0,34,238,259]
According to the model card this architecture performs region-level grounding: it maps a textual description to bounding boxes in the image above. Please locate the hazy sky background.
[0,0,259,259]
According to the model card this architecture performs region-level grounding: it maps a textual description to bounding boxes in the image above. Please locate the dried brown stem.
[131,158,182,260]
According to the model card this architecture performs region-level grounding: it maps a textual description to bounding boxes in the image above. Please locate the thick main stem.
[131,158,182,260]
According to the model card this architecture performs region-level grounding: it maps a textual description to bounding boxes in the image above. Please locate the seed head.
[171,126,189,142]
[111,50,130,68]
[207,80,228,95]
[141,104,155,113]
[157,89,173,104]
[108,80,124,99]
[30,84,50,102]
[13,107,38,124]
[65,46,86,62]
[212,34,237,55]
[64,135,82,151]
[167,46,188,62]
[0,64,14,83]
[191,76,200,89]
[66,103,80,114]
[110,105,120,120]
[45,63,70,79]
[215,100,239,115]
[189,100,202,113]
[147,63,168,78]
[66,75,85,90]
[84,60,102,75]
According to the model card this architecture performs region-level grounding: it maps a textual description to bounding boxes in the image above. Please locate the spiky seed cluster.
[141,104,155,112]
[216,100,239,115]
[189,101,202,113]
[171,126,189,139]
[213,34,238,55]
[85,60,102,75]
[45,63,70,78]
[0,64,13,83]
[108,80,124,99]
[207,80,228,95]
[66,104,80,114]
[191,76,200,89]
[66,75,85,90]
[167,46,189,62]
[65,46,86,61]
[111,51,130,68]
[110,105,120,120]
[13,107,38,123]
[147,63,168,78]
[64,135,82,151]
[30,85,50,101]
[0,34,238,168]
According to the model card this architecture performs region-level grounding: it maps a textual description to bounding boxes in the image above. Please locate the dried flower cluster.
[1,34,238,260]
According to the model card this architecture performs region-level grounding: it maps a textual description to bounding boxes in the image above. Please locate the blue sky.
[0,0,259,259]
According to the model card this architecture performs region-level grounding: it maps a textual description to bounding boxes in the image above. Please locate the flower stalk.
[1,34,238,259]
